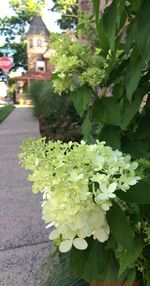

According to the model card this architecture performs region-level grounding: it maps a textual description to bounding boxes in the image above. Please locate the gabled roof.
[26,15,50,36]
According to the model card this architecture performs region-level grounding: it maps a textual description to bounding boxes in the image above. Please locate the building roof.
[26,15,50,37]
[12,71,51,81]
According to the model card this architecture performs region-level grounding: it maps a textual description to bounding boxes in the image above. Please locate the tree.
[0,0,45,69]
[51,0,78,29]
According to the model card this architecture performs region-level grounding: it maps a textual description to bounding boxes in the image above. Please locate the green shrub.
[29,80,82,141]
[30,81,68,118]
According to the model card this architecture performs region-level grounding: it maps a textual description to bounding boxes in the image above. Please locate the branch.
[61,13,78,18]
[116,17,130,40]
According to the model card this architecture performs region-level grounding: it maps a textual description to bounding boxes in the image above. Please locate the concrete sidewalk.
[0,107,51,286]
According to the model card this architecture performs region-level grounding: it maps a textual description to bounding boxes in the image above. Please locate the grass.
[0,105,15,123]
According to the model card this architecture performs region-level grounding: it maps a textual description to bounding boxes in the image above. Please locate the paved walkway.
[0,107,52,286]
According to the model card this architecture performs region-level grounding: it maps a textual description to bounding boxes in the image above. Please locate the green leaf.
[121,86,147,130]
[97,19,109,55]
[108,59,129,85]
[102,251,119,281]
[43,251,88,286]
[116,0,126,28]
[125,20,136,54]
[70,238,106,282]
[92,0,100,28]
[70,238,118,282]
[137,112,150,140]
[82,114,92,140]
[122,134,150,159]
[107,202,133,251]
[121,98,141,130]
[103,0,117,50]
[136,0,150,63]
[144,247,150,286]
[99,125,121,149]
[119,268,136,283]
[116,181,150,204]
[71,85,93,117]
[116,237,144,276]
[128,0,140,13]
[125,46,145,101]
[92,97,122,127]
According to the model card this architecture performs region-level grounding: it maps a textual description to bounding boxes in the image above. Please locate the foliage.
[0,41,28,70]
[90,0,150,158]
[51,0,78,29]
[50,34,114,94]
[77,12,96,43]
[0,105,15,123]
[37,251,88,286]
[50,0,150,159]
[30,81,65,118]
[0,0,44,40]
[51,0,95,38]
[10,42,27,69]
[30,80,82,141]
[7,78,16,100]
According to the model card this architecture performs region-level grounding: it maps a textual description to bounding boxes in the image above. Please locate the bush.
[29,81,82,141]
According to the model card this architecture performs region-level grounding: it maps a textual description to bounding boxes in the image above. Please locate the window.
[36,60,45,71]
[37,39,42,47]
[29,39,33,48]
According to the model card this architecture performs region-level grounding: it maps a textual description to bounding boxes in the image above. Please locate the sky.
[0,0,61,46]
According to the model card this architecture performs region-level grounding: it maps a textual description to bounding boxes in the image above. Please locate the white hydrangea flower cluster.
[19,139,141,253]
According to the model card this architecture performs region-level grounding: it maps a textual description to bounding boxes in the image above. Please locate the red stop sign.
[0,57,13,73]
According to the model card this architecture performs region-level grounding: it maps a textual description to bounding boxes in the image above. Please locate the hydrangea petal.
[109,193,116,198]
[59,240,73,253]
[101,203,111,211]
[100,183,107,193]
[94,228,109,242]
[108,182,117,193]
[73,238,88,250]
[49,229,60,240]
[128,179,137,185]
[96,193,109,201]
[131,162,138,170]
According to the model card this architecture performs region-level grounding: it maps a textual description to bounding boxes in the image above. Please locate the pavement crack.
[0,240,50,252]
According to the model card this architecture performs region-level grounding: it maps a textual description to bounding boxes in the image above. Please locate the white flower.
[20,138,141,253]
[95,182,117,202]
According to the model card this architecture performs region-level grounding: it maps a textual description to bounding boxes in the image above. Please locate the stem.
[61,13,78,18]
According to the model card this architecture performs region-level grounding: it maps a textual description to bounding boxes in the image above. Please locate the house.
[13,15,54,103]
[26,15,52,74]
